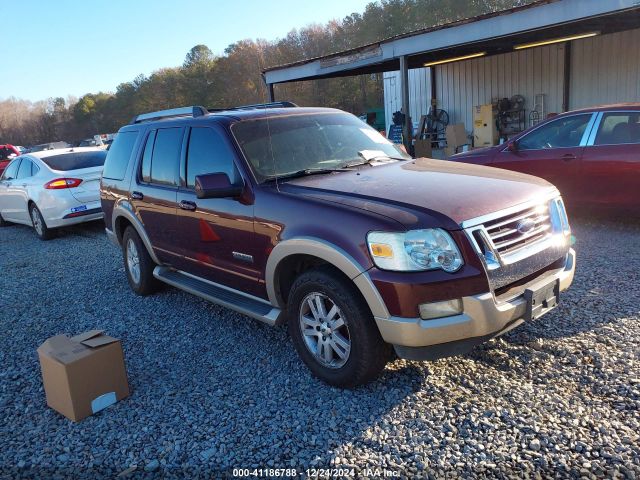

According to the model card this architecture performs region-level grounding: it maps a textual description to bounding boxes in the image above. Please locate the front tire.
[122,226,160,296]
[29,204,53,240]
[287,267,392,388]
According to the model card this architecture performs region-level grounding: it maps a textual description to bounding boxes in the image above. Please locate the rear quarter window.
[102,131,139,180]
[42,151,107,171]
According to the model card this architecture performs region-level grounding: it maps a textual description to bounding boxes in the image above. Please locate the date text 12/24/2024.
[232,468,401,477]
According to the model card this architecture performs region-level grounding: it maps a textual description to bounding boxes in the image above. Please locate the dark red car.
[0,144,20,176]
[451,104,640,213]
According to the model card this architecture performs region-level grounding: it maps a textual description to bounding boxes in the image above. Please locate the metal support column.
[430,66,437,105]
[268,83,275,103]
[562,42,571,112]
[399,55,412,153]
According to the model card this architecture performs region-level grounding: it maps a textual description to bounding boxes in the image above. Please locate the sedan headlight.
[367,229,463,272]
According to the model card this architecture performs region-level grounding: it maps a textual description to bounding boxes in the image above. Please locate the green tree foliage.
[1,0,531,145]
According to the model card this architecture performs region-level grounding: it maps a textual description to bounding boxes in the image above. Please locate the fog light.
[419,299,463,320]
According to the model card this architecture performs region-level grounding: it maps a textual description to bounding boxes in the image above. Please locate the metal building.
[263,0,640,150]
[383,27,640,135]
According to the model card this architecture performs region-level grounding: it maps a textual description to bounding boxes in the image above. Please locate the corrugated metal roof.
[263,0,553,73]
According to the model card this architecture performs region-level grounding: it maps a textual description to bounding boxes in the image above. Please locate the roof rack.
[209,101,298,113]
[130,106,208,124]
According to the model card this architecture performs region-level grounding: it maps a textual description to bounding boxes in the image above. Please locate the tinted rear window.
[149,128,182,186]
[42,151,107,171]
[102,131,138,180]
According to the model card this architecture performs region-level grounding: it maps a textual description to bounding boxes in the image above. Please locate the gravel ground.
[0,217,638,479]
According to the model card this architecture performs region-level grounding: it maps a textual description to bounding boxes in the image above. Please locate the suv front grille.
[483,205,551,256]
[463,196,571,291]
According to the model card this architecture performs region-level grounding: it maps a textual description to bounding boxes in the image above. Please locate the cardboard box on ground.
[38,330,129,422]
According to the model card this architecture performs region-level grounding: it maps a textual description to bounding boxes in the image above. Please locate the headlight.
[367,229,464,272]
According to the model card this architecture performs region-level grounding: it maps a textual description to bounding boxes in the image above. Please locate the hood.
[279,159,557,229]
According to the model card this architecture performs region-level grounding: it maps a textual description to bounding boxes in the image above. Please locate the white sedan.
[0,147,106,240]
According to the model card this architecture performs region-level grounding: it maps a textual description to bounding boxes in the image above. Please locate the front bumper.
[374,248,575,359]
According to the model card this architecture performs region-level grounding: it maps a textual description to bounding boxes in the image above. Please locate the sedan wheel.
[29,205,53,240]
[299,292,352,369]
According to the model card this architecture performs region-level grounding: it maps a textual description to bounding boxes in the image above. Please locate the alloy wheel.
[299,292,351,369]
[31,209,43,236]
[126,238,141,285]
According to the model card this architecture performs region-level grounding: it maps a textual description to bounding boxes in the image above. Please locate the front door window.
[518,114,592,150]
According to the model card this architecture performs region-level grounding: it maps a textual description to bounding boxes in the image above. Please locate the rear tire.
[0,211,9,227]
[287,267,392,388]
[29,204,53,240]
[122,226,160,296]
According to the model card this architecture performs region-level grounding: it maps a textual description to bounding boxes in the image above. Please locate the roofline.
[264,0,551,73]
[263,0,640,84]
[27,147,105,159]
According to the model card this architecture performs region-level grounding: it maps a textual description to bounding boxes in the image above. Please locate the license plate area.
[523,278,560,321]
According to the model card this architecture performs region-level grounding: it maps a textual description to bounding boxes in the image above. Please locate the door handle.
[131,191,144,200]
[179,200,197,211]
[561,154,576,161]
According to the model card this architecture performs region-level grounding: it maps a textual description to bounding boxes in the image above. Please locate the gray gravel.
[0,217,638,478]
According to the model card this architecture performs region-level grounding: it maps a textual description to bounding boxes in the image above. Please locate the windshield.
[232,112,409,182]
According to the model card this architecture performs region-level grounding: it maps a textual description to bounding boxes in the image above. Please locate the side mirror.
[195,172,243,199]
[507,140,518,152]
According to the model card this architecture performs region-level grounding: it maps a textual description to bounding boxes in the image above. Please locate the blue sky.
[0,0,372,102]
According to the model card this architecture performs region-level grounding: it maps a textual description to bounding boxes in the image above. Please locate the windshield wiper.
[268,167,351,181]
[342,153,408,168]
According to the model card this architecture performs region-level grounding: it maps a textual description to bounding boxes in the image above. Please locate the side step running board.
[153,267,281,326]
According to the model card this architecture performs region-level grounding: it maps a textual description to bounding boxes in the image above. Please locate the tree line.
[0,0,529,146]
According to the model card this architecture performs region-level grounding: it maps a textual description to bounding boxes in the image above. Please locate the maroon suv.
[451,104,640,214]
[100,103,575,387]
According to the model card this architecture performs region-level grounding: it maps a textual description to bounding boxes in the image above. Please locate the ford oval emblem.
[516,218,536,234]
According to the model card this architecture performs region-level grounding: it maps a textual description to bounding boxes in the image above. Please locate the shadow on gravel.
[1,218,105,240]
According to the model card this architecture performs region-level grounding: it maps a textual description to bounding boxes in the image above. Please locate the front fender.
[265,237,390,320]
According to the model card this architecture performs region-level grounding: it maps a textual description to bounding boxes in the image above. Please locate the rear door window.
[185,127,239,188]
[103,131,138,180]
[16,159,33,179]
[148,128,183,186]
[594,113,640,145]
[140,130,156,183]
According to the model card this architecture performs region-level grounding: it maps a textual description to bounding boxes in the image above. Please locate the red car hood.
[281,158,557,229]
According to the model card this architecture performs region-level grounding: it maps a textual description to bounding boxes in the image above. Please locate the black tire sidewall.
[122,227,157,295]
[287,268,389,388]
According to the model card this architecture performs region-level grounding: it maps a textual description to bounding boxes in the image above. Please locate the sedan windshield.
[232,112,409,182]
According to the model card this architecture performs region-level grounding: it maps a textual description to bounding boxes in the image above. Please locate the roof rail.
[130,106,208,124]
[209,101,298,113]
